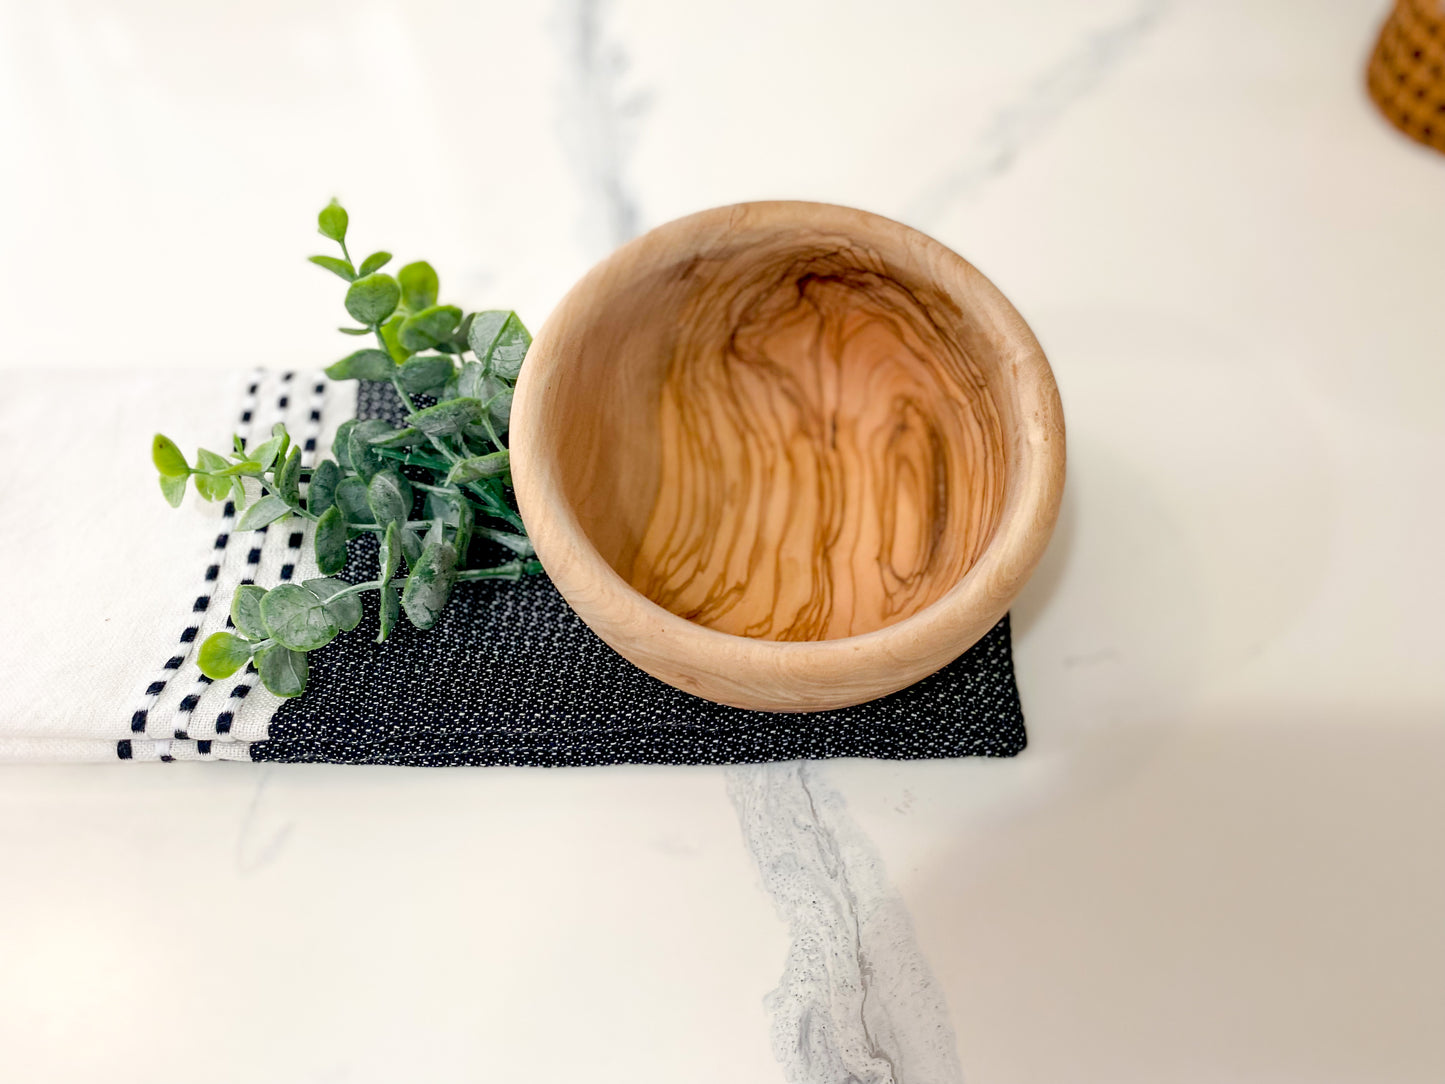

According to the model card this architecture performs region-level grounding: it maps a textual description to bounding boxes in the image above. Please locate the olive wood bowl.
[510,201,1064,712]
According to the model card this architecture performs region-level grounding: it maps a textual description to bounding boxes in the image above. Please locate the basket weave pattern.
[1368,0,1445,153]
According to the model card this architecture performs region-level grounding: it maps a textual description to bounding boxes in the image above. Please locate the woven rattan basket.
[1368,0,1445,153]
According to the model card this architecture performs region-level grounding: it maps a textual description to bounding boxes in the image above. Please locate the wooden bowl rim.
[511,200,1065,696]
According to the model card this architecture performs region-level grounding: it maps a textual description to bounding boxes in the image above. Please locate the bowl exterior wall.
[511,201,1065,712]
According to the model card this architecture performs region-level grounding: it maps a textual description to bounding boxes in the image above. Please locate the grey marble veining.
[553,0,649,256]
[729,763,965,1084]
[1,2,1442,1081]
[908,0,1170,229]
[550,9,973,1075]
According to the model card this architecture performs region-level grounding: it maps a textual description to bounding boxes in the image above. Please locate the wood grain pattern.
[511,202,1065,712]
[632,250,1005,641]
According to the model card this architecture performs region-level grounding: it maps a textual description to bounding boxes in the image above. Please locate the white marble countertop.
[1,1,1442,1080]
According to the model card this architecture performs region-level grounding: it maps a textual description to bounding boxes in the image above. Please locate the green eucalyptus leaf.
[348,418,395,481]
[423,492,453,522]
[214,460,263,478]
[377,585,400,643]
[453,312,476,349]
[308,458,341,517]
[466,311,507,364]
[200,469,236,501]
[230,476,247,510]
[401,526,423,566]
[488,385,513,433]
[453,494,474,561]
[338,325,371,336]
[317,199,348,243]
[231,584,269,640]
[158,473,186,508]
[397,261,439,312]
[380,313,410,363]
[344,273,401,326]
[236,494,290,530]
[258,644,308,698]
[397,305,463,352]
[468,310,531,379]
[446,450,510,484]
[152,434,188,477]
[333,419,358,471]
[335,475,371,525]
[271,423,291,465]
[249,433,285,471]
[396,353,454,393]
[380,521,401,585]
[401,540,458,630]
[367,469,412,529]
[195,447,229,472]
[314,504,348,575]
[358,250,392,276]
[478,370,510,398]
[260,582,339,651]
[425,491,474,562]
[457,360,485,400]
[475,526,534,558]
[303,577,362,632]
[193,448,232,501]
[325,348,395,381]
[276,446,303,505]
[408,397,484,436]
[308,254,355,281]
[464,374,513,434]
[198,631,253,680]
[368,426,424,449]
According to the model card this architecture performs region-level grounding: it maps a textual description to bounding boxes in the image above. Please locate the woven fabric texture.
[1368,0,1445,154]
[249,383,1028,766]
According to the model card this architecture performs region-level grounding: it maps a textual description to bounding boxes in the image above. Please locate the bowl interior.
[545,220,1009,642]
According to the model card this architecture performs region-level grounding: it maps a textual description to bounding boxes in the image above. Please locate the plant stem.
[345,520,431,532]
[457,559,543,582]
[374,447,523,530]
[464,481,525,531]
[321,558,543,604]
[478,408,505,452]
[369,319,469,471]
[390,375,420,416]
[375,447,452,472]
[323,578,387,604]
[254,476,318,521]
[409,478,461,495]
[390,372,475,475]
[474,526,534,553]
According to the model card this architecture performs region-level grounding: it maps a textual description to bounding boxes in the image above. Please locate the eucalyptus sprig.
[152,199,542,699]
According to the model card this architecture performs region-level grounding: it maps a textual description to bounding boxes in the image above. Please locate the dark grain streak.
[630,244,1006,641]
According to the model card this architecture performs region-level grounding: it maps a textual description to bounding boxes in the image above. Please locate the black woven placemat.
[249,385,1027,766]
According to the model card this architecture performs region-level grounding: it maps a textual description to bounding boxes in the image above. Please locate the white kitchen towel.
[0,737,251,762]
[0,368,353,759]
[0,370,1028,765]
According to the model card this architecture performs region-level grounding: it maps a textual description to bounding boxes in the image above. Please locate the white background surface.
[1,1,1443,1081]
